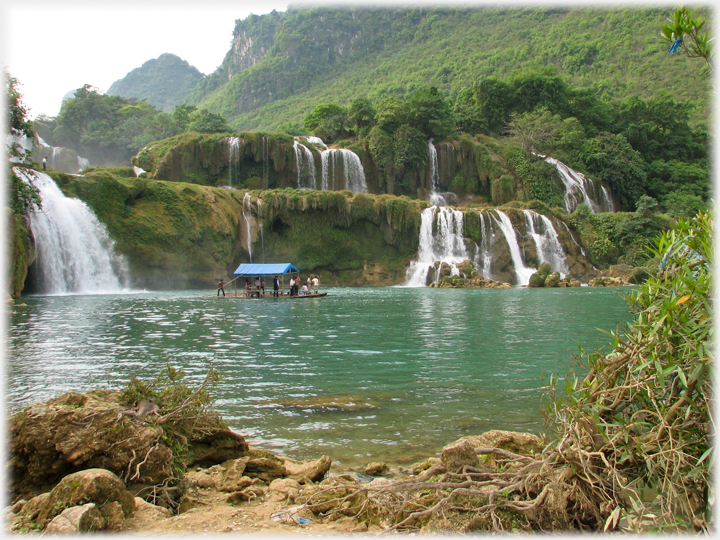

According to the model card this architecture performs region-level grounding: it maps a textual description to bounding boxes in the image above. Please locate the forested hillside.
[187,5,711,131]
[107,53,204,113]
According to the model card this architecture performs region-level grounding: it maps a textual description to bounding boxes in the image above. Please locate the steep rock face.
[133,132,532,206]
[8,212,35,298]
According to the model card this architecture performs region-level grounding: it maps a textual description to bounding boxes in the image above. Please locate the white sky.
[2,0,290,119]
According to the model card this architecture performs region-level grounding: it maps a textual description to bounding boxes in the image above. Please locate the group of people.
[289,275,319,296]
[216,274,319,297]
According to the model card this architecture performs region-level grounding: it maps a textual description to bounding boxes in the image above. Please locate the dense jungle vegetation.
[29,66,710,218]
[186,5,711,130]
[106,53,204,113]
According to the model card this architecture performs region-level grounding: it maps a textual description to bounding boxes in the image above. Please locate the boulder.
[186,470,217,489]
[8,390,247,499]
[45,503,104,533]
[36,469,135,525]
[441,439,479,472]
[460,430,544,457]
[244,456,287,483]
[544,271,561,288]
[187,429,249,468]
[268,478,302,502]
[132,496,172,519]
[282,455,331,483]
[218,457,250,492]
[364,462,390,476]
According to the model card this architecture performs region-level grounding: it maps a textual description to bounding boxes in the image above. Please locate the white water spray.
[523,210,569,274]
[293,139,317,189]
[228,137,240,186]
[474,211,496,280]
[321,149,368,193]
[242,192,253,262]
[543,156,613,213]
[18,168,129,295]
[490,210,536,286]
[404,206,468,286]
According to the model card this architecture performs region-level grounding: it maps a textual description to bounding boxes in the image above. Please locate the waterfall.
[404,206,468,286]
[543,156,613,213]
[320,149,368,193]
[293,139,317,189]
[523,210,569,274]
[17,168,129,295]
[258,197,265,262]
[242,192,253,263]
[262,136,269,188]
[228,136,240,186]
[474,211,496,280]
[558,220,587,256]
[303,136,327,149]
[600,185,615,212]
[490,210,536,286]
[427,139,448,206]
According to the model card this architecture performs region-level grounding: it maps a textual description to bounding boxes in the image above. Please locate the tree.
[505,106,563,159]
[187,110,231,134]
[348,97,376,138]
[660,5,713,70]
[6,70,35,163]
[302,103,348,142]
[406,86,455,140]
[5,71,41,215]
[581,132,647,211]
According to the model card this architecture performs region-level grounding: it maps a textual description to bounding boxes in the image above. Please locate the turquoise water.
[7,286,632,468]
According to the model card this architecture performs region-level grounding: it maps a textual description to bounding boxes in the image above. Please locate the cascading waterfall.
[17,168,129,295]
[404,206,468,286]
[242,192,253,263]
[558,220,587,256]
[321,149,368,193]
[303,136,327,149]
[262,136,269,188]
[427,139,447,206]
[523,210,569,274]
[293,139,317,189]
[543,156,614,213]
[258,198,265,262]
[490,210,536,286]
[227,137,240,186]
[474,211,496,280]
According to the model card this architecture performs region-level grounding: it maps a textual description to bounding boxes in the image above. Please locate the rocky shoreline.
[7,389,544,535]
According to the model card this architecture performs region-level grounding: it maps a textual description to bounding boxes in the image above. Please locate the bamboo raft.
[215,262,327,299]
[219,290,328,299]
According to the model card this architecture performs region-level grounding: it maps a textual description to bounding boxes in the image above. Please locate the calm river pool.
[7,286,633,468]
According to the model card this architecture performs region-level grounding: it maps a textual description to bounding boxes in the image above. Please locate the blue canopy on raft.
[233,263,300,276]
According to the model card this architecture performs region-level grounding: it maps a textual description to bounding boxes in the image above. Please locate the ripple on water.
[7,287,632,463]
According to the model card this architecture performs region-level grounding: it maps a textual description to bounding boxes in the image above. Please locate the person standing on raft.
[217,278,226,296]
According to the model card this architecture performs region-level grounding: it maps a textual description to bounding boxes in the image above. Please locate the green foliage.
[192,6,710,133]
[118,366,224,476]
[107,53,204,113]
[303,103,349,142]
[49,86,232,167]
[580,132,647,211]
[547,210,714,531]
[5,70,35,164]
[660,6,714,70]
[505,106,563,158]
[504,146,563,208]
